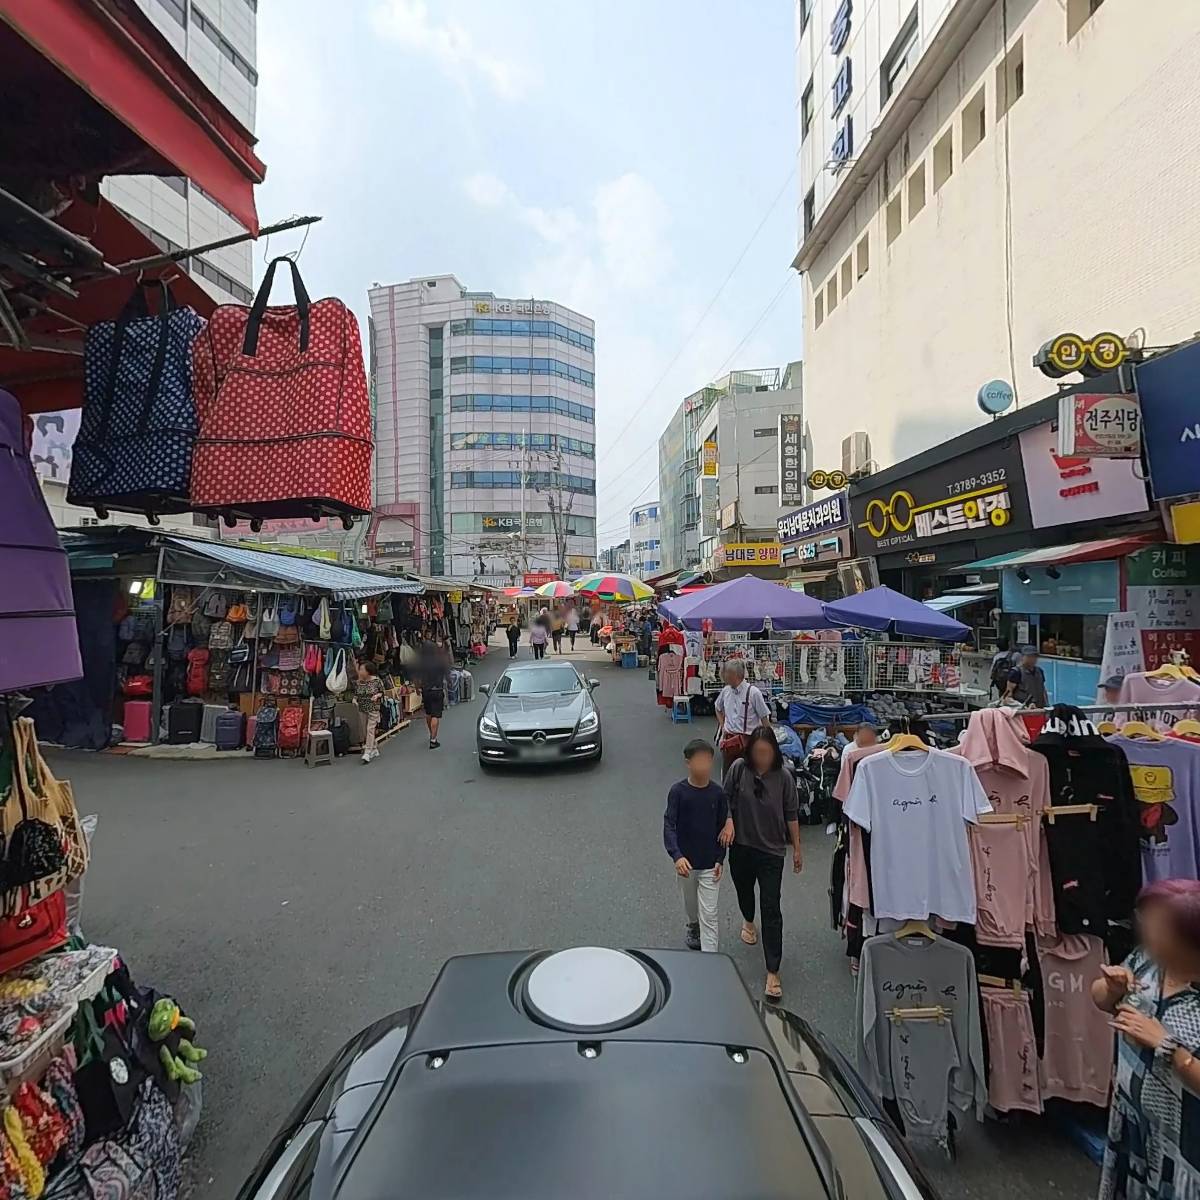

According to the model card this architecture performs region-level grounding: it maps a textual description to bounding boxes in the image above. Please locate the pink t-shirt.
[1037,934,1113,1107]
[834,743,887,910]
[1115,672,1200,732]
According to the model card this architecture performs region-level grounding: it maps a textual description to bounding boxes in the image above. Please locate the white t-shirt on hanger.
[843,748,992,923]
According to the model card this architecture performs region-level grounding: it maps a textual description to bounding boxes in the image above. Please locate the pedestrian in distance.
[714,660,771,779]
[590,613,602,645]
[566,605,580,651]
[551,608,565,654]
[664,738,733,952]
[1091,879,1200,1200]
[1005,644,1049,708]
[724,726,802,1003]
[355,659,385,765]
[529,618,549,660]
[506,617,520,659]
[417,635,449,750]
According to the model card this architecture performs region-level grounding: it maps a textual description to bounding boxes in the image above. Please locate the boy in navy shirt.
[664,738,733,951]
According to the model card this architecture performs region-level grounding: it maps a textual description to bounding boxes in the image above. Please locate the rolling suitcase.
[167,701,203,744]
[214,710,245,751]
[200,703,226,744]
[245,715,257,747]
[330,720,351,757]
[459,669,474,703]
[122,700,152,743]
[189,257,371,528]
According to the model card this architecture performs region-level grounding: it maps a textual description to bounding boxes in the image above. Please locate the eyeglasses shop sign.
[850,442,1031,555]
[777,491,849,544]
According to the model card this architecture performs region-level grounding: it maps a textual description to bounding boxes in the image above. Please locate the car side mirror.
[587,678,600,690]
[479,684,491,695]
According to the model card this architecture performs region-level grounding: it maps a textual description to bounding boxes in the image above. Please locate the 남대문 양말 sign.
[850,441,1031,556]
[777,491,849,543]
[716,542,782,567]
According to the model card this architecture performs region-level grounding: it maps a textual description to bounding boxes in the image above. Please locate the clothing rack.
[915,702,1200,722]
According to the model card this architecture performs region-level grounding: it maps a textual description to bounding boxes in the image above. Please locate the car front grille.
[505,728,575,743]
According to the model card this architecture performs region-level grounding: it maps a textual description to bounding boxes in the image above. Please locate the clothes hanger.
[978,812,1028,826]
[1147,663,1187,680]
[979,973,1023,997]
[1045,803,1099,823]
[1097,720,1118,735]
[1121,721,1165,740]
[894,919,936,940]
[887,717,928,754]
[888,1005,949,1024]
[1173,718,1200,735]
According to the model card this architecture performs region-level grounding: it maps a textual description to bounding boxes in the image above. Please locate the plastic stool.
[671,696,693,724]
[305,729,334,768]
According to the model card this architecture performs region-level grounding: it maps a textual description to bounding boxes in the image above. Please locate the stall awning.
[157,537,423,600]
[0,0,264,231]
[924,593,994,613]
[960,537,1158,572]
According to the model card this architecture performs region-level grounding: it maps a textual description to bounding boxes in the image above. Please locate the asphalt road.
[49,639,1100,1199]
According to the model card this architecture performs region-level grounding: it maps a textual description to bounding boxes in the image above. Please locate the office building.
[599,541,630,574]
[658,367,808,574]
[629,502,662,577]
[794,0,1200,472]
[367,276,597,582]
[106,0,258,305]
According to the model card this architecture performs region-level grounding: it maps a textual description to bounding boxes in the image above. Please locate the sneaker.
[361,753,372,764]
[685,923,701,951]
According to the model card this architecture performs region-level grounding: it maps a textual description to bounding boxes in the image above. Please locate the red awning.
[0,0,264,232]
[0,197,218,413]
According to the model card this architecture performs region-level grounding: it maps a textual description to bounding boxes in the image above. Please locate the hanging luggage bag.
[0,391,82,694]
[68,280,205,519]
[167,701,203,745]
[214,710,245,751]
[189,257,372,531]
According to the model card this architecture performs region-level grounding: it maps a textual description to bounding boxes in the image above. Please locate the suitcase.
[214,710,245,751]
[333,700,365,748]
[122,700,152,743]
[245,715,257,747]
[459,669,474,703]
[189,257,371,525]
[167,701,203,744]
[330,719,351,757]
[200,703,227,744]
[68,281,205,518]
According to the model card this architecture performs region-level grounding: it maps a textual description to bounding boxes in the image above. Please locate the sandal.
[740,925,758,946]
[764,979,783,1003]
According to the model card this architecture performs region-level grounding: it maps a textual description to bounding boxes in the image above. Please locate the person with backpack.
[989,638,1021,700]
[355,659,385,764]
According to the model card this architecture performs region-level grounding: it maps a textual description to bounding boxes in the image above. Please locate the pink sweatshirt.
[834,743,887,910]
[1115,672,1200,732]
[1037,934,1113,1106]
[953,710,1057,942]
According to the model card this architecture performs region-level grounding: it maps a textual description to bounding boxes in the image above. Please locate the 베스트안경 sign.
[777,491,849,544]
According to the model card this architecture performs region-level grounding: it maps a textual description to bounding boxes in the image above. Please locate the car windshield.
[497,667,582,695]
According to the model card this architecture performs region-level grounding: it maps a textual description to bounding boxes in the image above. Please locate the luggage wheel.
[94,506,109,520]
[146,512,161,526]
[223,513,237,528]
[340,516,354,530]
[250,518,263,532]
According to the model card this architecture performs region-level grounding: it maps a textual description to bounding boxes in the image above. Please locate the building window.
[856,233,870,279]
[826,275,838,314]
[192,256,253,304]
[447,317,594,352]
[448,356,594,388]
[881,6,919,104]
[886,193,903,245]
[841,254,853,298]
[1067,0,1104,40]
[161,176,187,197]
[754,485,778,495]
[996,38,1024,119]
[801,82,814,141]
[191,4,258,84]
[448,471,595,496]
[803,187,816,238]
[933,128,954,191]
[447,394,595,424]
[449,432,595,458]
[156,0,186,25]
[814,292,824,329]
[962,86,986,158]
[907,163,926,219]
[752,427,777,439]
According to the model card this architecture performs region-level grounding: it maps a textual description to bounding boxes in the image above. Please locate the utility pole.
[520,427,528,577]
[533,448,574,580]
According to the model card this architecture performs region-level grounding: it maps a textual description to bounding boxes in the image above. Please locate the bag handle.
[243,256,311,357]
[98,279,175,443]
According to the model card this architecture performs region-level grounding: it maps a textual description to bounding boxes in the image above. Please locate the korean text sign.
[777,491,849,543]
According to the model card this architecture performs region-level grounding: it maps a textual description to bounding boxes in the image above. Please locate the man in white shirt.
[714,661,771,779]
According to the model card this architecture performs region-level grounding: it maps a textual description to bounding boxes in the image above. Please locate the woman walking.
[723,727,802,1004]
[566,606,580,651]
[529,618,549,660]
[551,608,565,654]
[1092,879,1200,1200]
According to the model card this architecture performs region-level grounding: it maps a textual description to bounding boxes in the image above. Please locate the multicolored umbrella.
[573,572,654,602]
[534,579,576,599]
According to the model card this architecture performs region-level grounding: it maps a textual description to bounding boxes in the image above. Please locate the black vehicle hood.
[489,692,587,731]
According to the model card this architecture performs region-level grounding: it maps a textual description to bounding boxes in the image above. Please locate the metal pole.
[520,428,528,576]
[918,701,1200,722]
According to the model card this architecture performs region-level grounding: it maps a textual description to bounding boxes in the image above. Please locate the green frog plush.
[148,997,207,1084]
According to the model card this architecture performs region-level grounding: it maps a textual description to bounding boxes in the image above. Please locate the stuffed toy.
[147,998,207,1084]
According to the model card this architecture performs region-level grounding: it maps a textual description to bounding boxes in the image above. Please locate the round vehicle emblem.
[532,731,547,744]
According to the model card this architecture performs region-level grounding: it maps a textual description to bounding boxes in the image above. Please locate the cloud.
[462,174,583,245]
[370,1,531,99]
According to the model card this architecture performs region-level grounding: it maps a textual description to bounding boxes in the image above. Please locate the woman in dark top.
[724,727,803,1002]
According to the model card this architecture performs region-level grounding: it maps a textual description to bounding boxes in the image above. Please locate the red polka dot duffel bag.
[190,256,372,530]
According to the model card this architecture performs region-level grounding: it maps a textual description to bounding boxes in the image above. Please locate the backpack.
[990,651,1016,692]
[226,601,249,623]
[117,614,136,642]
[253,706,279,758]
[167,623,190,661]
[208,649,231,691]
[186,648,210,696]
[208,620,234,650]
[278,705,305,753]
[203,592,228,619]
[191,612,212,645]
[167,587,194,626]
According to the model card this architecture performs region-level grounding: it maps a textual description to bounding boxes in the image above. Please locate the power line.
[595,166,796,470]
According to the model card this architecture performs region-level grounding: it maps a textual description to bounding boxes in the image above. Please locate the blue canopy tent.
[823,585,970,641]
[658,574,831,632]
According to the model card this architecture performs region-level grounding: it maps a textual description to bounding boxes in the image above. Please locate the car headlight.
[479,716,502,740]
[577,710,599,733]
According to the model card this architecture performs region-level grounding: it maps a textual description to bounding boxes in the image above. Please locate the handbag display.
[189,256,372,524]
[68,280,205,517]
[0,890,68,974]
[258,600,280,640]
[273,624,300,646]
[325,648,349,695]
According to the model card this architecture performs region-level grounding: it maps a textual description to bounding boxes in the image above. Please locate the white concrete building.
[794,0,1200,473]
[629,502,662,577]
[104,0,258,305]
[367,276,597,582]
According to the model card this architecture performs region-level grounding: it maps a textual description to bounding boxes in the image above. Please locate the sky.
[255,0,803,549]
